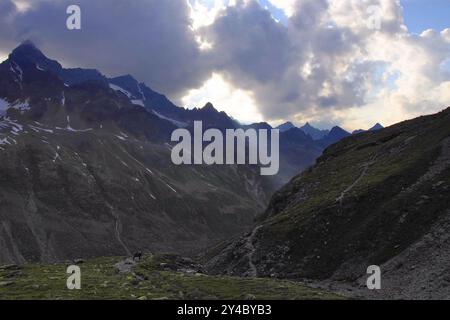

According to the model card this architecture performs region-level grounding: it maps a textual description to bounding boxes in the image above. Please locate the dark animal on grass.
[133,251,143,261]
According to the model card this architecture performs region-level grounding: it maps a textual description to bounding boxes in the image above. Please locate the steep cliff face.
[206,107,450,298]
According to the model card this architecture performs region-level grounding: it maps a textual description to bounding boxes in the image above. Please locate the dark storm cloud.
[0,0,211,97]
[0,0,370,120]
[0,0,20,49]
[1,0,445,128]
[0,0,385,122]
[202,0,295,84]
[289,0,328,30]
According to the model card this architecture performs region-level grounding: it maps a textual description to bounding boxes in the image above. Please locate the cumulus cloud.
[0,0,449,129]
[266,0,297,17]
[196,0,382,124]
[196,0,450,128]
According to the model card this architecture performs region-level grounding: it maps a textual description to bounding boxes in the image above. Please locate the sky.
[401,0,450,34]
[0,0,449,130]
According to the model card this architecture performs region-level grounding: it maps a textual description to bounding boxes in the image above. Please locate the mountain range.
[0,42,273,263]
[1,41,449,300]
[277,121,384,142]
[0,42,353,264]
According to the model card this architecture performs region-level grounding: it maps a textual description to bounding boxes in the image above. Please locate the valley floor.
[0,254,342,300]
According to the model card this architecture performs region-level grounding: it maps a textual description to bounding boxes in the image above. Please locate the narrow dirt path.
[244,225,263,278]
[107,203,131,256]
[336,154,378,205]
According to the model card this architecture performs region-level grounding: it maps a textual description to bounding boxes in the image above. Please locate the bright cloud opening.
[12,0,32,12]
[182,73,263,124]
[266,0,296,17]
[0,52,8,63]
[188,0,233,30]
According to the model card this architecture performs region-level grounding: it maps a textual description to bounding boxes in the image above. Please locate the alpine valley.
[0,42,346,264]
[1,42,449,300]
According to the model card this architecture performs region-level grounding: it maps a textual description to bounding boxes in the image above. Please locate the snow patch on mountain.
[110,83,148,109]
[55,116,93,132]
[0,117,23,135]
[10,100,30,114]
[29,125,54,133]
[115,135,126,141]
[137,84,146,101]
[165,182,177,193]
[115,133,128,141]
[0,98,9,115]
[10,61,23,82]
[109,84,133,99]
[0,137,11,145]
[152,110,188,128]
[131,99,145,107]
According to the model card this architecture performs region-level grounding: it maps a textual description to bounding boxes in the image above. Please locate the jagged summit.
[110,74,140,86]
[15,40,40,52]
[202,102,217,111]
[300,122,330,140]
[11,40,46,61]
[242,122,273,130]
[329,125,348,134]
[4,41,110,88]
[276,122,296,132]
[14,40,40,54]
[282,127,313,141]
[370,123,384,131]
[316,126,351,146]
[327,126,351,139]
[9,40,61,70]
[117,74,136,82]
[353,123,385,135]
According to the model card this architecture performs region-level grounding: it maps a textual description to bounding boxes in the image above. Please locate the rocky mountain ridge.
[0,43,273,264]
[0,42,355,265]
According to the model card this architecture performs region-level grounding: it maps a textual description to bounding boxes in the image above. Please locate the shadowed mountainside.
[0,43,274,264]
[206,107,450,299]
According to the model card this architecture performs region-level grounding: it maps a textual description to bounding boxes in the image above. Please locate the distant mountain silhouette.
[318,126,351,147]
[370,123,384,131]
[276,122,296,132]
[353,123,384,135]
[300,122,330,140]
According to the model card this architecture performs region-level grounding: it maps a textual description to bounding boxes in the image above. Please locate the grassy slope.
[0,255,342,300]
[260,109,450,277]
[206,108,450,282]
